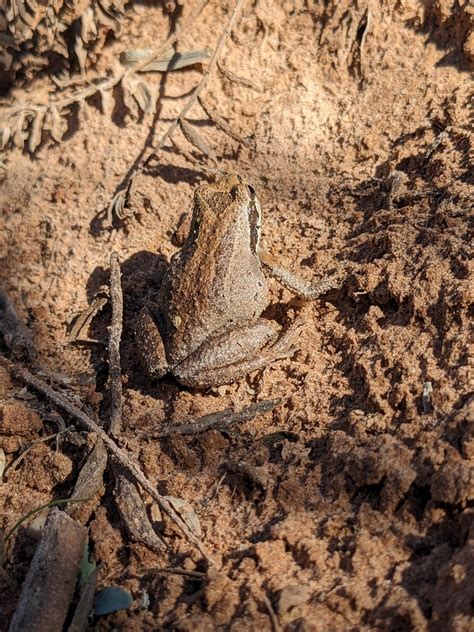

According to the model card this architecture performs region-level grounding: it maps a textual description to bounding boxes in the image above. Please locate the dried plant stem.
[262,594,281,632]
[0,357,211,562]
[139,567,206,579]
[143,0,245,169]
[113,0,245,211]
[108,252,123,436]
[140,399,280,439]
[4,0,209,117]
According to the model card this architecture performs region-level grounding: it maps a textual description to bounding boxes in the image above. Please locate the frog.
[135,174,340,388]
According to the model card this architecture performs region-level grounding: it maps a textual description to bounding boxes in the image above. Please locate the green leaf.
[93,587,133,616]
[3,497,89,543]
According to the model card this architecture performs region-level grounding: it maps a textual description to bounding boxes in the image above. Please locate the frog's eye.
[230,186,240,199]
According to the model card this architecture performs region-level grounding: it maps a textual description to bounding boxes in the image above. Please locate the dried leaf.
[120,48,211,72]
[68,438,107,520]
[217,61,263,92]
[115,475,167,551]
[129,78,153,113]
[106,184,136,223]
[13,112,26,150]
[164,496,202,539]
[179,118,216,162]
[107,190,126,223]
[49,106,63,142]
[0,126,11,151]
[121,78,138,116]
[28,111,45,153]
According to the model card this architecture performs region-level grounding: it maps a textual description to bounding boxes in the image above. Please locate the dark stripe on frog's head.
[248,191,261,257]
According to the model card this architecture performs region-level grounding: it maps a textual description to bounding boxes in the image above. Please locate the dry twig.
[262,594,281,632]
[108,252,123,436]
[140,399,280,438]
[138,566,206,579]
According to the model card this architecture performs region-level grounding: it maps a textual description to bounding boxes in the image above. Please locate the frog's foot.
[134,307,169,379]
[263,315,305,359]
[173,317,303,388]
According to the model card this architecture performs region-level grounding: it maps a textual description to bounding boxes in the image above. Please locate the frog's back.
[158,207,268,365]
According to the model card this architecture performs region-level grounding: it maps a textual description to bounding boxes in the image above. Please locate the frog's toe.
[135,309,169,378]
[266,317,305,359]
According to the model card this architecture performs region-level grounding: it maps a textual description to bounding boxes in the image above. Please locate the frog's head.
[195,174,261,254]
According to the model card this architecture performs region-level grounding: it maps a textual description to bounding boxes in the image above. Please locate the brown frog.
[135,174,339,388]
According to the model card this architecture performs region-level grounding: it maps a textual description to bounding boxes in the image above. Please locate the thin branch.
[139,566,206,579]
[140,399,281,439]
[108,252,123,436]
[0,356,212,562]
[262,594,281,632]
[142,0,245,170]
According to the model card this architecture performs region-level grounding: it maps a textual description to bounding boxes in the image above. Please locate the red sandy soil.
[0,1,472,630]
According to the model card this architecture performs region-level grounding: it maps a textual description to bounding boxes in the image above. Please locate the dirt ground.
[0,1,473,630]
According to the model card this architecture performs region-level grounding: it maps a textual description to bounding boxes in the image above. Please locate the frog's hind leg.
[134,307,169,379]
[174,317,303,388]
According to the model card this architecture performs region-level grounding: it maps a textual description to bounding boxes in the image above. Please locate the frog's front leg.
[174,318,303,388]
[260,252,343,300]
[134,306,169,379]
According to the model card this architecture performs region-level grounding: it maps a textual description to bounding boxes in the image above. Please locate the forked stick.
[0,356,212,562]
